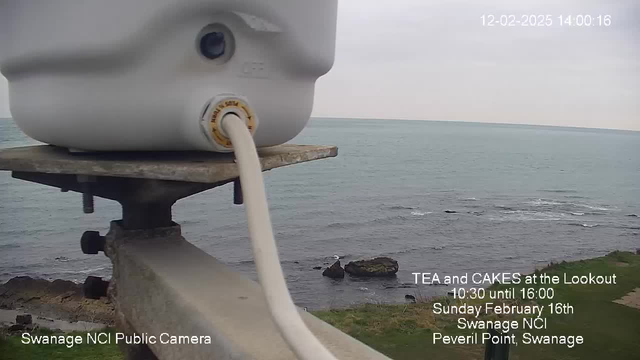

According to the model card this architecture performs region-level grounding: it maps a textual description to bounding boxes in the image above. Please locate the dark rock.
[8,324,25,331]
[16,314,32,325]
[636,249,640,256]
[627,214,638,217]
[444,210,457,214]
[405,294,416,302]
[0,276,115,326]
[83,276,109,299]
[344,257,398,277]
[313,266,322,270]
[322,261,345,279]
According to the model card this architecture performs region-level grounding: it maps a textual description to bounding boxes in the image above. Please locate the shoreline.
[2,249,638,331]
[1,251,639,359]
[0,276,115,327]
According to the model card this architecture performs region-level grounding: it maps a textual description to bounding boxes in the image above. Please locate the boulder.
[8,324,25,332]
[313,266,322,270]
[16,314,32,325]
[344,257,398,277]
[322,261,345,279]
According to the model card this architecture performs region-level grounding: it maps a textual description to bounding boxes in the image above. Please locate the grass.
[2,251,638,359]
[0,327,121,360]
[314,251,640,360]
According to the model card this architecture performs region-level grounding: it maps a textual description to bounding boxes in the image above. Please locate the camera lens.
[199,32,225,60]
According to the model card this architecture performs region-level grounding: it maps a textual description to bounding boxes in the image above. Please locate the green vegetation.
[314,251,640,360]
[1,251,638,359]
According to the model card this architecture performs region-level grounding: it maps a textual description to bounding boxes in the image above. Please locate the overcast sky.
[1,0,638,130]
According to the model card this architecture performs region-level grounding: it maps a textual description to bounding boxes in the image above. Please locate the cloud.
[312,0,640,130]
[0,0,638,130]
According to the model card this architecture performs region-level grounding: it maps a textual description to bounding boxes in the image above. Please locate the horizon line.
[1,116,638,133]
[310,116,640,133]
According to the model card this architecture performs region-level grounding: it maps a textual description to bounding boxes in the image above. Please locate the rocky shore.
[0,276,115,326]
[322,257,399,278]
[1,255,402,328]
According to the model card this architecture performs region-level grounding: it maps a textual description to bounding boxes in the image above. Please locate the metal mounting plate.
[0,144,338,183]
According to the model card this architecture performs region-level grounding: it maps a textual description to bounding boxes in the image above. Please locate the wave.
[492,210,570,221]
[236,253,365,266]
[526,199,614,212]
[567,223,599,228]
[582,211,607,216]
[410,211,432,216]
[461,197,478,201]
[540,189,579,193]
[576,204,612,211]
[57,266,109,274]
[387,205,416,210]
[571,212,585,216]
[325,215,407,230]
[527,199,564,206]
[0,243,20,250]
[384,246,443,256]
[619,232,639,237]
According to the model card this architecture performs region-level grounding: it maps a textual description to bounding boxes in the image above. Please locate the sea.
[1,118,638,310]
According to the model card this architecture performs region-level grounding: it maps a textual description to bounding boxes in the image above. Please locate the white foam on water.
[527,199,565,206]
[493,210,571,221]
[577,204,612,211]
[410,211,432,216]
[568,223,599,228]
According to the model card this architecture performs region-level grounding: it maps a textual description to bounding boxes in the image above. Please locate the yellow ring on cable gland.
[207,97,256,148]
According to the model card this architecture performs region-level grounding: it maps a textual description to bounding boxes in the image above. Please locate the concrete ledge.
[0,145,338,183]
[106,222,389,360]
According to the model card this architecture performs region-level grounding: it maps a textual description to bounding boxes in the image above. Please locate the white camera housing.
[0,0,338,152]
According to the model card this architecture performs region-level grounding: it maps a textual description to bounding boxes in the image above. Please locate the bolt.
[83,276,109,299]
[77,175,96,214]
[82,188,94,213]
[233,178,243,205]
[81,231,105,254]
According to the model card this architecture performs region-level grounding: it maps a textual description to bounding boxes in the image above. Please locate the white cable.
[221,113,339,360]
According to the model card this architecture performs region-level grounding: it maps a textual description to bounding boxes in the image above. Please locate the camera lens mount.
[199,31,226,59]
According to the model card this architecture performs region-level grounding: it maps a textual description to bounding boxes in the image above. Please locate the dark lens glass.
[199,32,225,59]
